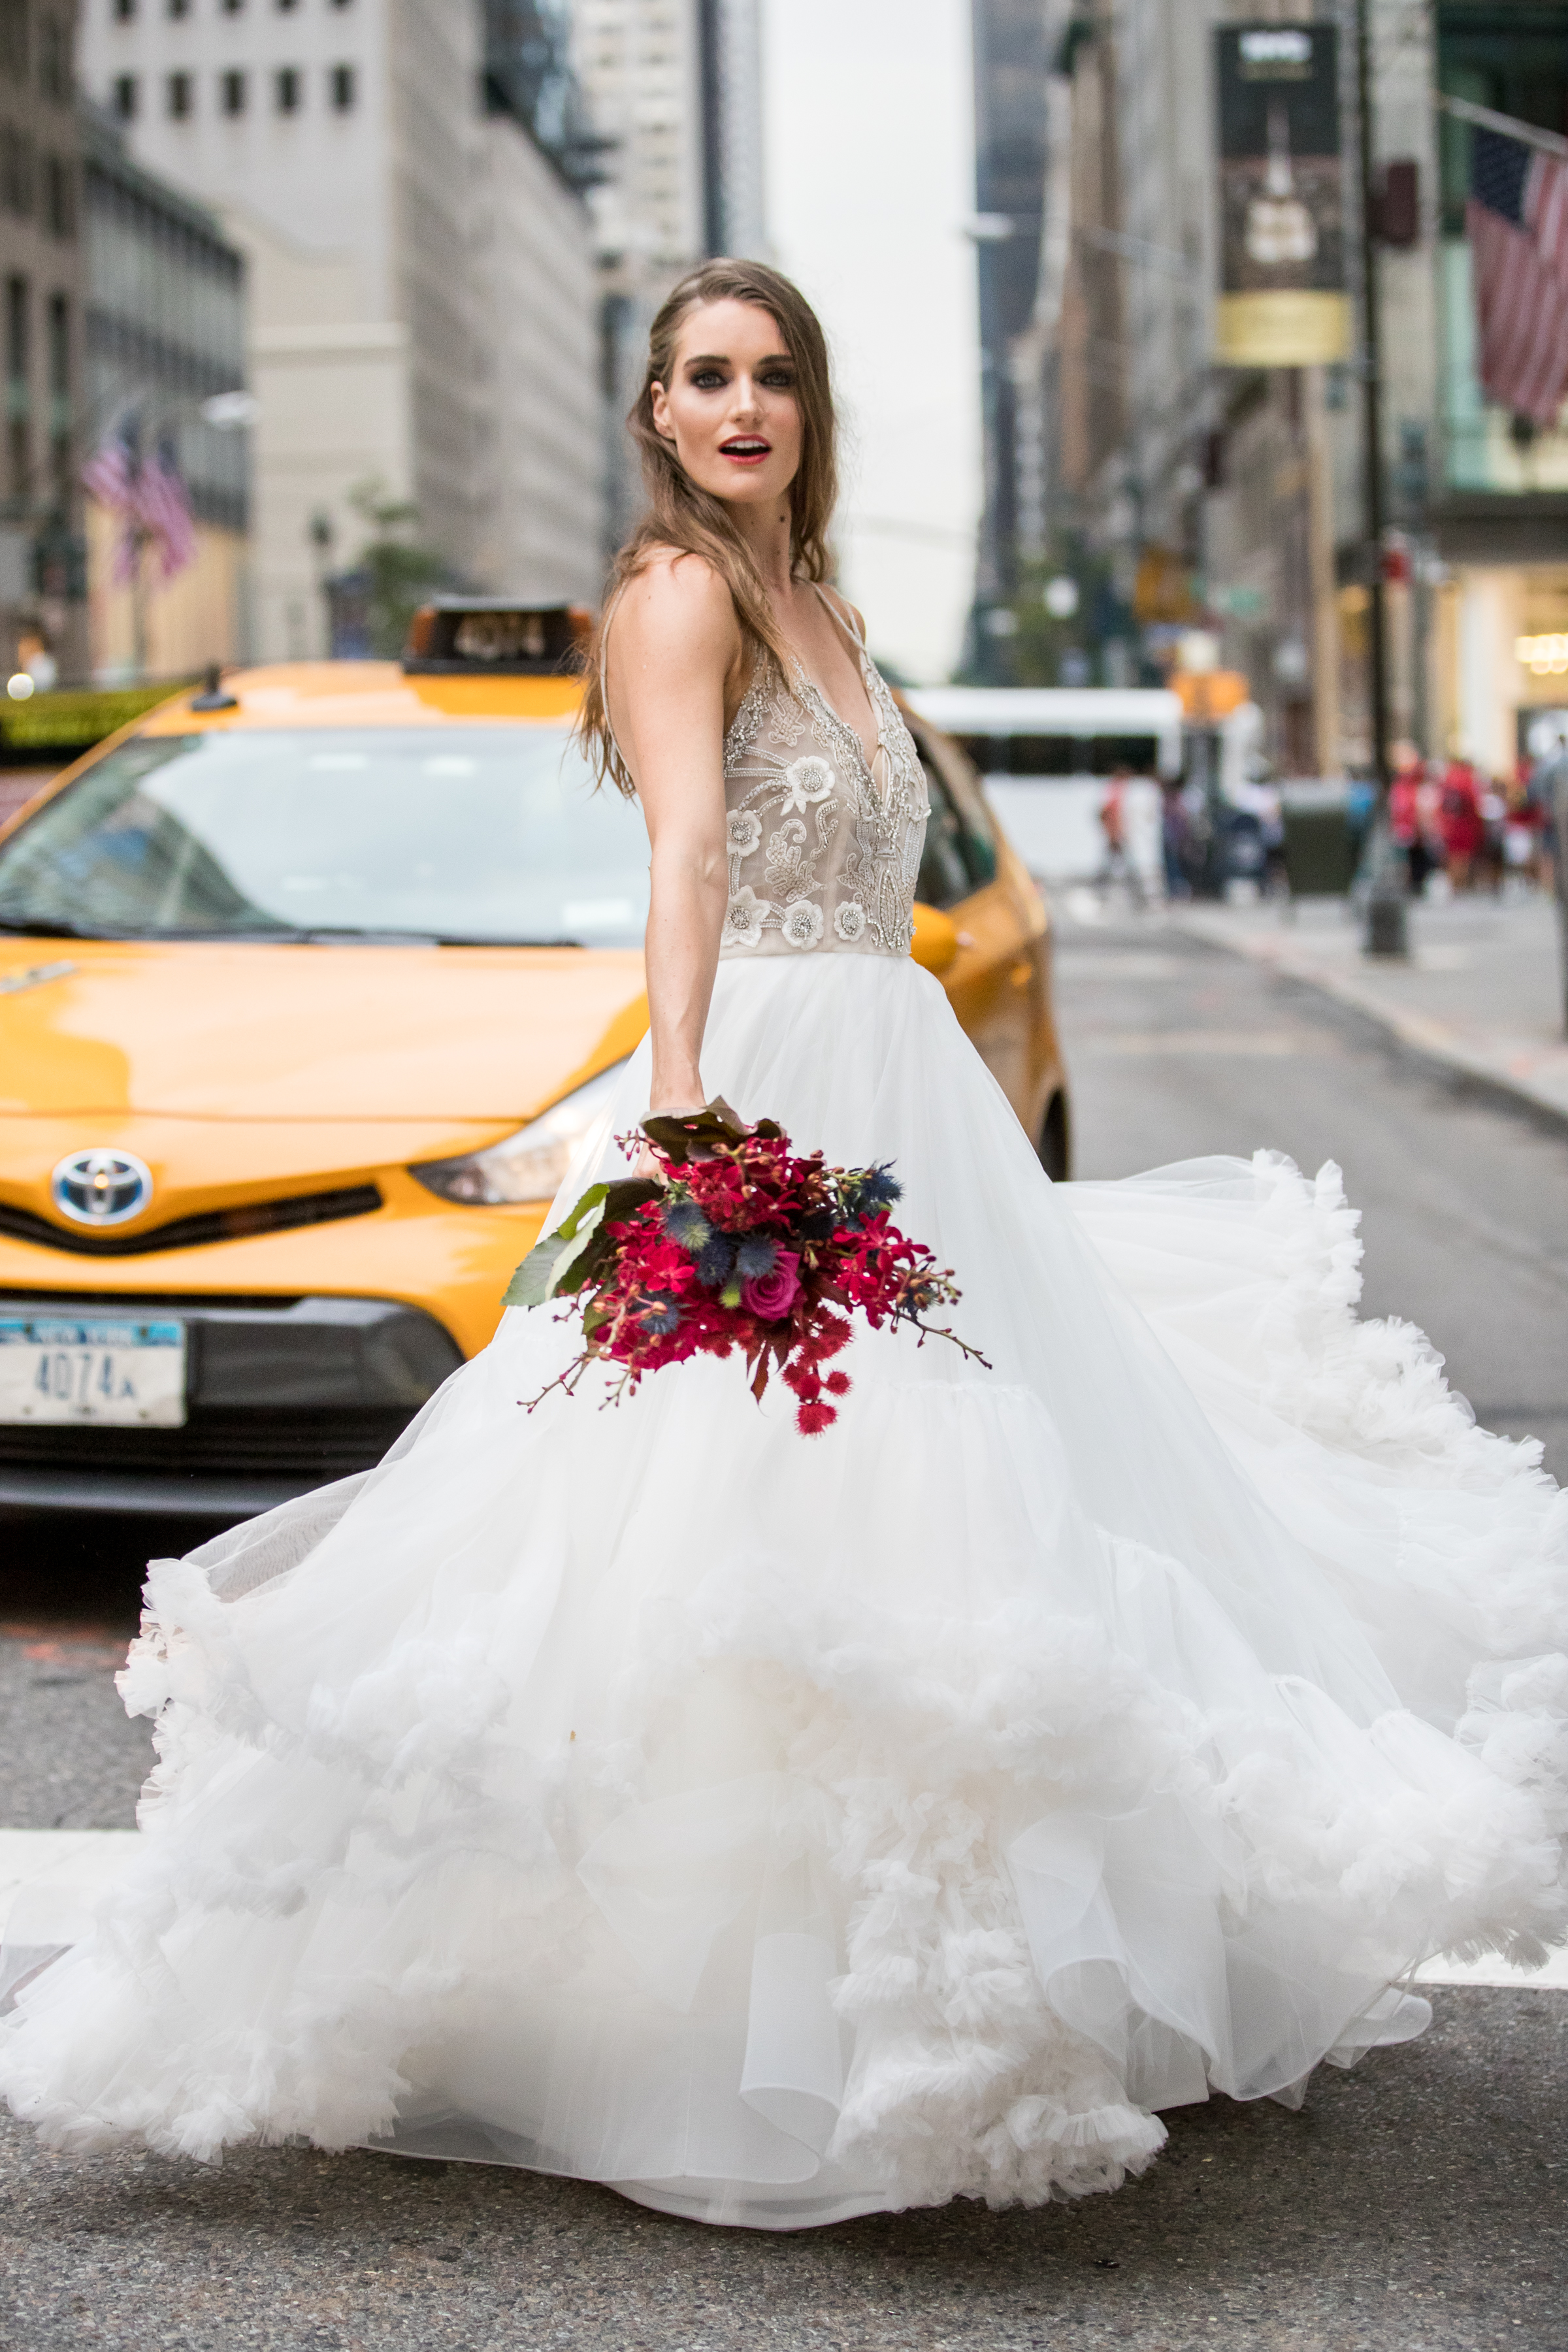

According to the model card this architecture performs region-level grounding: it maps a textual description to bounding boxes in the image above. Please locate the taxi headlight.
[410,1060,630,1205]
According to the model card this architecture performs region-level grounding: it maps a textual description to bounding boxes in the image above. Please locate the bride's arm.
[608,555,738,1118]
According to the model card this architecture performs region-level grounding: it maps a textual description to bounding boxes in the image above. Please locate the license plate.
[0,1316,188,1428]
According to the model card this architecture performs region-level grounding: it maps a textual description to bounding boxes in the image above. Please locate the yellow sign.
[1172,670,1252,721]
[1215,290,1351,366]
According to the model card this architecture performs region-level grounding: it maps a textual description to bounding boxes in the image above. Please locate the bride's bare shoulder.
[815,581,868,645]
[616,547,739,661]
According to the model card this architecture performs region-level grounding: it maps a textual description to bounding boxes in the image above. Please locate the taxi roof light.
[404,597,594,678]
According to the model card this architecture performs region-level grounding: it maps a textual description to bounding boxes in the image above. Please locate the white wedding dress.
[3,612,1565,2230]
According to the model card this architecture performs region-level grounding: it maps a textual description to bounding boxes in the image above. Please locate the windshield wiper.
[0,915,132,939]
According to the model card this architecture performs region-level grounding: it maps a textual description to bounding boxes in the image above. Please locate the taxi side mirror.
[911,902,960,974]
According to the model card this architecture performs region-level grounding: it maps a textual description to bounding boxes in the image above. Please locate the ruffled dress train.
[2,953,1565,2228]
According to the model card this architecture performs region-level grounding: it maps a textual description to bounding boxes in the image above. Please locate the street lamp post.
[1355,0,1407,957]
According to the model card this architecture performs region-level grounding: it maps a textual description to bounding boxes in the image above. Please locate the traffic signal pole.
[1356,0,1407,956]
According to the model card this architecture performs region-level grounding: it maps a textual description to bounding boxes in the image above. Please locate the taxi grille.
[0,1405,415,1483]
[0,1185,382,1258]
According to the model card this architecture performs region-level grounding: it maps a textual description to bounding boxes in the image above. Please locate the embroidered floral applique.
[718,648,927,960]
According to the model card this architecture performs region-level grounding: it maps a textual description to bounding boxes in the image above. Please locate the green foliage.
[957,538,1125,687]
[0,682,196,753]
[345,478,452,659]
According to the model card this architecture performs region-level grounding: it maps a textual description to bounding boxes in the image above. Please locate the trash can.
[1282,787,1355,895]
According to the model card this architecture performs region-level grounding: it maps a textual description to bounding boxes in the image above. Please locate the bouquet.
[504,1099,987,1435]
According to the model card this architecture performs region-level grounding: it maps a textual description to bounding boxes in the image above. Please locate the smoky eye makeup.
[681,353,796,385]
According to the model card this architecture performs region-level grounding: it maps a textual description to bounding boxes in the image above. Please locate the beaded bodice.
[719,621,928,960]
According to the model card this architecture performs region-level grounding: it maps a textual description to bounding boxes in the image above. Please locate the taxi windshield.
[0,726,651,947]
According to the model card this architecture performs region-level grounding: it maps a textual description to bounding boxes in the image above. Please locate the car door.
[909,717,1053,1146]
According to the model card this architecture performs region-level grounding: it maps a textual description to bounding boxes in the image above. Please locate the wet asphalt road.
[0,916,1565,2349]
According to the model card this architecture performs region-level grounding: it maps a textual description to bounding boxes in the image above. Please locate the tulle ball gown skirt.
[1,953,1565,2229]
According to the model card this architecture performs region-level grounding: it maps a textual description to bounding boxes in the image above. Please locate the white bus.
[904,686,1186,885]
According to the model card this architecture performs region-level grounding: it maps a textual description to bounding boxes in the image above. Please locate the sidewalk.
[1163,890,1568,1126]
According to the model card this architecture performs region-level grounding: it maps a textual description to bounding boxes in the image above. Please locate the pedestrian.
[3,261,1565,2229]
[1158,775,1189,900]
[1478,779,1508,893]
[1388,751,1429,894]
[1096,762,1144,906]
[1439,755,1486,891]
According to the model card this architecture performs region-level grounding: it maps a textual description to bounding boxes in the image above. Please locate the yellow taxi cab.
[0,600,1069,1522]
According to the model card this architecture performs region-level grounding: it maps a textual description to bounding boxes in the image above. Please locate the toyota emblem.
[50,1148,154,1228]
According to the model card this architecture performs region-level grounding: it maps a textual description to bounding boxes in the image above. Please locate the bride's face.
[651,300,802,508]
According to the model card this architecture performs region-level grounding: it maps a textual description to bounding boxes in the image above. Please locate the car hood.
[0,940,648,1122]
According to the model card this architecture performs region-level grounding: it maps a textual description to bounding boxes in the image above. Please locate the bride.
[3,261,1565,2230]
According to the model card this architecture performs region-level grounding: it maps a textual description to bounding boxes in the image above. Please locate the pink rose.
[741,1249,801,1322]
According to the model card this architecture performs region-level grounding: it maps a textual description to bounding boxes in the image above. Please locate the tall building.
[698,0,764,261]
[571,0,765,551]
[964,0,1053,683]
[0,0,88,685]
[80,103,249,681]
[1039,0,1568,781]
[80,0,604,661]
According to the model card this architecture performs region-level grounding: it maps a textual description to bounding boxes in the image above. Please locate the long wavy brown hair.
[577,259,840,798]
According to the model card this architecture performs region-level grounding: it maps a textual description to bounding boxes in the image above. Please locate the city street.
[1,923,1565,2351]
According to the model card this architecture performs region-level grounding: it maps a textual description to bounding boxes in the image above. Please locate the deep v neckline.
[781,589,887,787]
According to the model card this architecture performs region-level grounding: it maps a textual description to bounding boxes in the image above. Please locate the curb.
[1167,909,1568,1136]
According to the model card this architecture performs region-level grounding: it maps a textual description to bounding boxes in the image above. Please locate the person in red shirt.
[1439,759,1485,890]
[1388,751,1433,893]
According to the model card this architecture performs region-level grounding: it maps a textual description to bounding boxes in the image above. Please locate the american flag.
[80,417,137,515]
[1467,125,1568,426]
[136,438,197,581]
[80,417,197,584]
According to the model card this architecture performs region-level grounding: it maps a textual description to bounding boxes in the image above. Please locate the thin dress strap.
[813,582,866,650]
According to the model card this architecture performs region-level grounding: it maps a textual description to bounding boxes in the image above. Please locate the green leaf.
[501,1177,661,1307]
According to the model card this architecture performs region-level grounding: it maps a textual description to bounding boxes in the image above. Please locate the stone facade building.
[0,0,88,683]
[80,102,249,680]
[81,0,604,660]
[1039,0,1568,781]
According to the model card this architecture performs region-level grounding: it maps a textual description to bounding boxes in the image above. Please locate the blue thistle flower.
[637,1293,683,1335]
[696,1233,735,1287]
[858,1164,902,1212]
[734,1235,777,1281]
[662,1196,711,1254]
[836,1164,902,1226]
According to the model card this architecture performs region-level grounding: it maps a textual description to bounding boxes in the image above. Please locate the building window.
[221,0,244,14]
[168,0,190,17]
[39,14,71,103]
[2,128,36,217]
[44,154,73,238]
[220,68,246,116]
[276,0,299,11]
[0,1,29,81]
[112,0,137,20]
[331,0,354,10]
[275,65,300,114]
[46,291,66,395]
[6,275,29,502]
[47,289,69,500]
[112,74,137,121]
[329,62,355,112]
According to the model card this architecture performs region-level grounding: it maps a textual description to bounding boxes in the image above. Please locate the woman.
[2,263,1565,2229]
